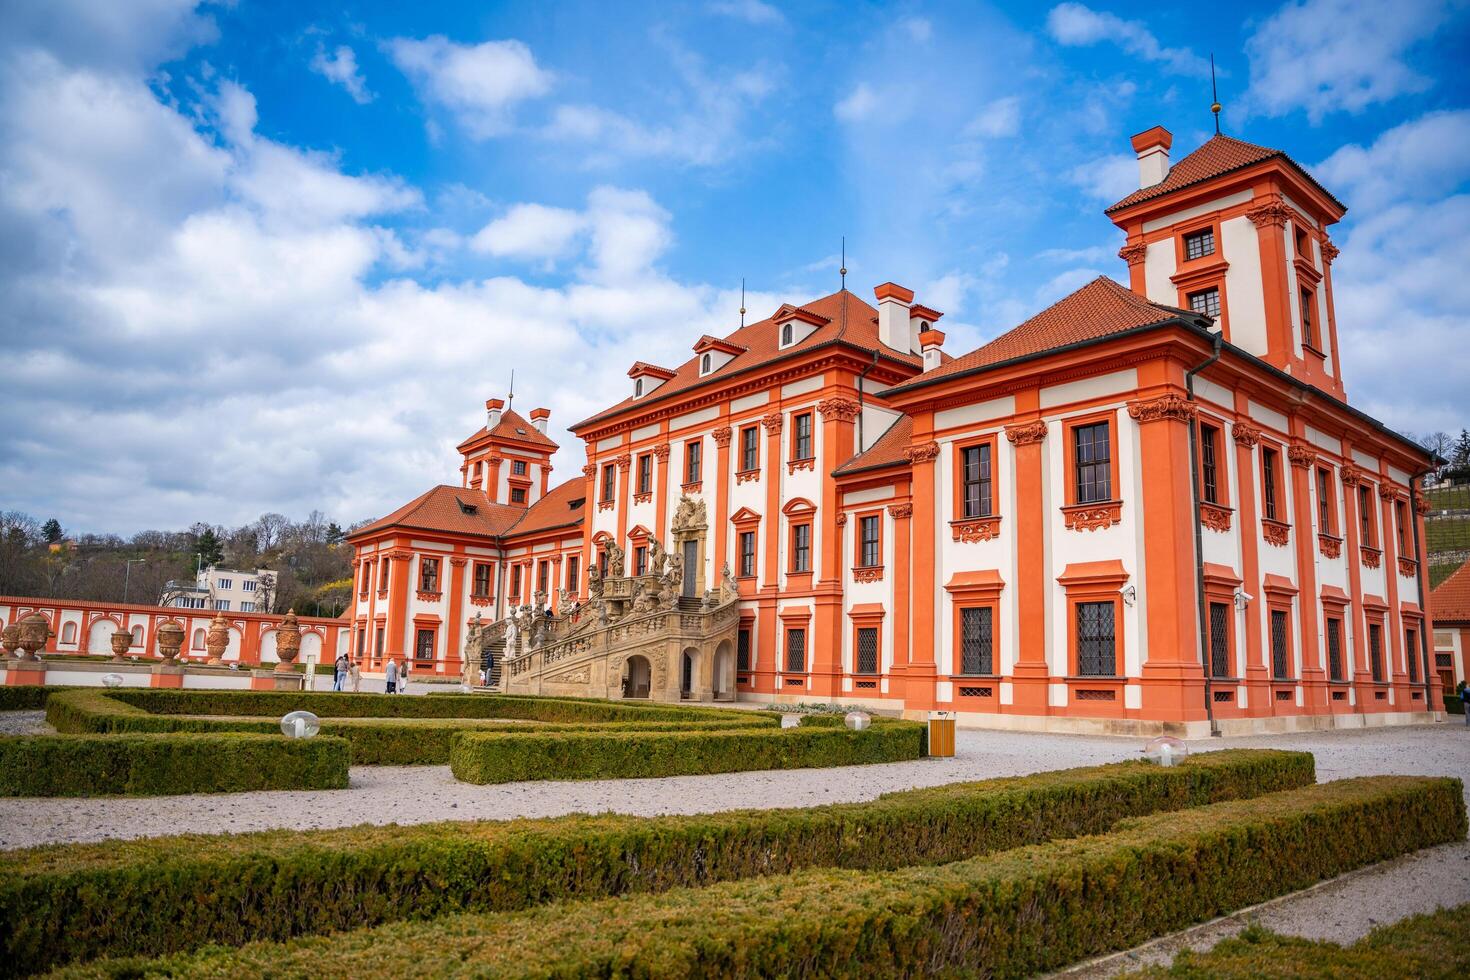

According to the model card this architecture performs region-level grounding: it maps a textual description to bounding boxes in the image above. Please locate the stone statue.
[721,562,738,602]
[205,612,230,665]
[273,610,301,672]
[648,538,666,577]
[605,541,626,578]
[462,613,484,687]
[503,614,519,659]
[16,613,53,662]
[156,620,185,663]
[587,564,604,600]
[672,495,707,532]
[533,591,547,616]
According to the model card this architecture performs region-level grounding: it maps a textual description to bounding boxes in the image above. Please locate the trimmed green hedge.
[0,749,1312,974]
[0,686,59,711]
[1446,694,1464,715]
[1126,902,1470,977]
[0,732,348,797]
[59,775,1461,978]
[449,717,925,783]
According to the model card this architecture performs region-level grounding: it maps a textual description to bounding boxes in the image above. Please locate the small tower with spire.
[456,394,559,508]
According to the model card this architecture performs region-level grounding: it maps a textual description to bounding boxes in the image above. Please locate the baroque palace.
[345,125,1443,735]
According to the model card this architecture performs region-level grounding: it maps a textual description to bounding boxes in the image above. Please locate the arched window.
[192,628,206,650]
[130,625,143,645]
[61,622,77,644]
[635,378,644,396]
[781,323,793,346]
[701,353,711,373]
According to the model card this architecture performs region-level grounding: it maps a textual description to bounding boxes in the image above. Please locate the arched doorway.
[622,655,651,699]
[712,640,734,701]
[680,647,698,700]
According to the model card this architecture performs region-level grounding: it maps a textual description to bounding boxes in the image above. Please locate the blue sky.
[1,0,1467,533]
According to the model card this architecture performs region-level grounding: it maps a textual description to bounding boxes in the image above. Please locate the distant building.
[161,567,276,613]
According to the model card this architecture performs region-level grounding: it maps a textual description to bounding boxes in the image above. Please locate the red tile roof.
[889,277,1194,394]
[456,408,559,452]
[835,414,914,475]
[1431,560,1470,624]
[348,478,586,543]
[572,289,933,431]
[1106,134,1345,214]
[503,477,586,537]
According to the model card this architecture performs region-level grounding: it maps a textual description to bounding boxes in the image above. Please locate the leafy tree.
[194,526,225,567]
[326,522,345,545]
[41,518,63,544]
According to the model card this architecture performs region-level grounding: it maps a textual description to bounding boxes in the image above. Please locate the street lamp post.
[122,559,145,604]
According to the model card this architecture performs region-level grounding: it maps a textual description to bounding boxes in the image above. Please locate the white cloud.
[386,35,552,139]
[708,0,785,25]
[1315,110,1470,211]
[834,83,879,122]
[310,44,372,104]
[1045,3,1209,76]
[965,96,1021,138]
[901,18,934,42]
[1243,0,1455,122]
[471,203,584,260]
[1064,152,1138,202]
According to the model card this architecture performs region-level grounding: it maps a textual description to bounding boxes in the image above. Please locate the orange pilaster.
[1006,414,1050,714]
[445,557,467,676]
[1231,413,1269,714]
[1287,437,1326,710]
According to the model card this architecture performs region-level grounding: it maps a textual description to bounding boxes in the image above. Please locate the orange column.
[888,501,912,675]
[1376,476,1409,705]
[712,426,732,580]
[383,550,411,658]
[1339,461,1370,712]
[811,397,858,699]
[445,557,467,676]
[902,429,939,710]
[653,440,671,540]
[1231,418,1269,713]
[579,461,597,601]
[486,456,504,502]
[1287,438,1325,711]
[759,411,783,695]
[1247,197,1295,370]
[1129,388,1207,722]
[615,452,632,556]
[1004,414,1049,714]
[1411,490,1441,710]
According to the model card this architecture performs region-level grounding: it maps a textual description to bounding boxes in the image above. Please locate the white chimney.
[530,407,550,434]
[1131,125,1173,189]
[918,328,945,371]
[485,397,504,429]
[874,282,914,353]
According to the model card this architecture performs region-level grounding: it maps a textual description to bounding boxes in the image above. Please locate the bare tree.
[252,513,290,553]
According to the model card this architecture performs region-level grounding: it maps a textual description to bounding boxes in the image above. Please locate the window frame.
[1357,484,1377,547]
[1260,444,1284,524]
[1367,619,1386,684]
[790,521,812,574]
[857,511,882,569]
[684,438,703,486]
[1269,605,1294,680]
[785,627,806,673]
[1299,286,1319,352]
[1196,417,1229,507]
[1315,466,1337,535]
[1206,599,1234,679]
[956,604,996,677]
[636,453,652,495]
[739,424,759,473]
[1182,227,1216,261]
[414,627,435,663]
[566,555,579,592]
[954,434,998,520]
[509,564,522,600]
[1325,615,1345,682]
[1065,414,1118,506]
[1187,287,1221,319]
[1394,498,1412,557]
[791,412,814,461]
[511,459,528,476]
[600,463,616,503]
[509,487,527,504]
[738,530,756,578]
[854,624,881,675]
[419,557,440,594]
[472,562,492,598]
[1071,597,1120,678]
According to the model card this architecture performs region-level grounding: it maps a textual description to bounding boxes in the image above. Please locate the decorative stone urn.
[274,610,302,673]
[109,628,132,662]
[155,621,185,662]
[1,622,21,660]
[205,612,230,665]
[17,613,52,662]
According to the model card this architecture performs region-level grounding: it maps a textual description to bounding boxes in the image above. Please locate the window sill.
[1397,556,1418,577]
[681,482,703,493]
[1261,518,1291,547]
[415,591,442,602]
[1360,546,1383,569]
[376,591,388,600]
[1199,502,1233,532]
[950,515,1001,542]
[787,458,816,475]
[785,571,813,589]
[735,469,760,484]
[469,596,493,607]
[1302,342,1327,360]
[1318,533,1343,559]
[597,500,615,512]
[1061,501,1122,531]
[852,565,884,583]
[632,492,652,505]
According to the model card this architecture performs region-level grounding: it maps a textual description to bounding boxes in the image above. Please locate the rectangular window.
[856,626,879,674]
[356,627,365,657]
[1316,467,1334,533]
[240,602,254,612]
[738,531,756,577]
[737,627,751,672]
[1368,623,1384,682]
[375,627,384,657]
[213,599,230,611]
[379,560,389,592]
[414,628,434,663]
[1262,447,1281,522]
[537,560,549,595]
[793,412,813,460]
[1271,608,1291,679]
[1300,288,1316,349]
[960,607,994,675]
[1395,500,1410,556]
[243,580,256,592]
[791,523,811,573]
[740,426,759,471]
[635,546,647,576]
[1073,421,1112,504]
[1076,601,1116,676]
[473,563,491,597]
[685,439,702,484]
[218,578,232,590]
[1208,601,1231,678]
[512,459,527,475]
[859,515,880,567]
[601,463,615,502]
[1405,627,1419,683]
[785,628,806,672]
[1188,287,1221,318]
[510,565,522,598]
[1326,617,1344,681]
[1358,485,1375,545]
[961,443,993,518]
[420,558,439,593]
[636,454,651,494]
[1184,228,1215,260]
[1199,423,1221,504]
[510,487,527,504]
[566,556,579,592]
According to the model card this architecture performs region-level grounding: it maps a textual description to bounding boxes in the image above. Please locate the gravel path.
[0,710,50,737]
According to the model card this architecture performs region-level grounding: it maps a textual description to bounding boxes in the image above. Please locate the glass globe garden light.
[1143,735,1188,767]
[280,710,320,739]
[844,711,871,731]
[100,673,124,688]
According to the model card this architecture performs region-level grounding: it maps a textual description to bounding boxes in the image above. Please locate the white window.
[240,602,255,612]
[213,599,230,611]
[243,580,257,592]
[218,578,231,590]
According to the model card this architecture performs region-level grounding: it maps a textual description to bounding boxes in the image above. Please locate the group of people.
[330,653,411,694]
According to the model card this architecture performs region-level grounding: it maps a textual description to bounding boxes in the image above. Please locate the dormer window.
[781,323,793,346]
[635,378,644,397]
[701,353,712,374]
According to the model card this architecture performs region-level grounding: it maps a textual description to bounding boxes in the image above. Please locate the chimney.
[874,282,915,353]
[1130,126,1173,188]
[918,329,945,372]
[530,407,550,434]
[485,397,505,429]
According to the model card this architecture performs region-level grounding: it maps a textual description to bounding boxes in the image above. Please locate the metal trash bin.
[927,710,955,757]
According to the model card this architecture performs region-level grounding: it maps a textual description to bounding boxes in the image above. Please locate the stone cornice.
[1127,393,1196,425]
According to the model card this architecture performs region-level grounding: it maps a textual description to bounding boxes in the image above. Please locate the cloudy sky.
[1,0,1467,535]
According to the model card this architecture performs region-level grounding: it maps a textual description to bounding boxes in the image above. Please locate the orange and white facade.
[1430,561,1470,699]
[347,125,1441,735]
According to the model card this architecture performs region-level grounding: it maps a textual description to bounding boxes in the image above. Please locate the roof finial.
[507,369,515,411]
[739,277,746,327]
[840,236,847,290]
[1210,53,1222,135]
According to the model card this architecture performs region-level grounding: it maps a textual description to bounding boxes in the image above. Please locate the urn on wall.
[17,613,52,662]
[155,621,185,662]
[1,622,21,660]
[109,627,132,662]
[205,612,230,665]
[274,610,302,672]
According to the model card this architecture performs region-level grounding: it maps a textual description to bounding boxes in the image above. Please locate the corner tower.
[1107,127,1348,399]
[457,397,558,508]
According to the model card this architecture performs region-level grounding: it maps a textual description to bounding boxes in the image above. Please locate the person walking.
[333,653,349,692]
[400,659,411,695]
[349,660,361,693]
[1458,679,1468,726]
[384,657,398,695]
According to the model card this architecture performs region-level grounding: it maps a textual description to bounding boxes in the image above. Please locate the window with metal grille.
[1358,485,1374,544]
[1316,467,1333,532]
[1209,602,1231,677]
[1200,424,1220,503]
[1300,287,1316,348]
[685,440,702,484]
[961,443,993,518]
[793,413,813,460]
[637,454,652,494]
[512,460,527,475]
[601,464,615,502]
[1073,422,1111,504]
[420,558,439,592]
[473,563,491,597]
[856,627,879,674]
[741,426,758,471]
[1076,601,1116,676]
[414,628,434,662]
[737,628,751,671]
[785,628,805,672]
[1184,228,1215,260]
[739,531,756,577]
[1405,628,1419,682]
[960,607,993,675]
[791,523,811,572]
[1271,608,1290,679]
[1368,623,1384,682]
[1262,448,1280,521]
[510,487,527,504]
[1188,287,1221,318]
[1327,617,1344,681]
[859,515,880,567]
